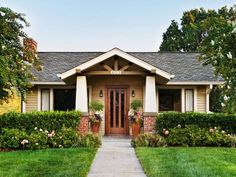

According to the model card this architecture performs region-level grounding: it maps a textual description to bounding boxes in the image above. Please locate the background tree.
[0,7,40,102]
[160,5,236,113]
[159,20,182,52]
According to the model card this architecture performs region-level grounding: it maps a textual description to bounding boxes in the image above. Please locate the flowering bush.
[0,127,101,150]
[131,133,166,147]
[156,112,236,134]
[165,125,236,147]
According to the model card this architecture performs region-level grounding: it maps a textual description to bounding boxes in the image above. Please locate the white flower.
[59,145,63,148]
[177,124,181,128]
[210,40,215,46]
[209,128,214,133]
[221,130,225,134]
[35,143,39,146]
[34,127,37,130]
[226,52,232,59]
[39,128,43,132]
[214,127,217,130]
[21,139,29,145]
[164,130,169,135]
[45,130,48,134]
[224,95,229,101]
[221,103,225,107]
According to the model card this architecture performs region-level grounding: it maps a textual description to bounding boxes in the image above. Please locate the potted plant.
[128,100,143,138]
[89,101,104,134]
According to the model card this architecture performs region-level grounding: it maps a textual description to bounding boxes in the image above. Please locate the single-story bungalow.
[23,41,224,135]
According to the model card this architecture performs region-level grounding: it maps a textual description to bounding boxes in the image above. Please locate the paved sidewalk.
[88,136,147,177]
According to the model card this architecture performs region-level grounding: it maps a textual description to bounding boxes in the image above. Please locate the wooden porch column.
[144,76,157,133]
[76,76,89,133]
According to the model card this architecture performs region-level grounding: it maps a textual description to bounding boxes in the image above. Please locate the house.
[23,40,224,135]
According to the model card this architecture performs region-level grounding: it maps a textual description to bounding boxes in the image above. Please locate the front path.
[88,136,146,177]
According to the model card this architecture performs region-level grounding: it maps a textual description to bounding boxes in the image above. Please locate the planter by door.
[91,122,100,134]
[132,123,140,138]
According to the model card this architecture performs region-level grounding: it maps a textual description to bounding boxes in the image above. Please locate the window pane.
[41,89,50,111]
[116,90,119,128]
[185,89,194,112]
[110,90,114,128]
[121,90,125,128]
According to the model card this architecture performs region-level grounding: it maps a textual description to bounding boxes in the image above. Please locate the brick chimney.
[23,38,37,53]
[23,38,37,61]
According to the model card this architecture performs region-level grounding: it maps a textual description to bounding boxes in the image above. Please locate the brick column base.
[143,113,156,134]
[77,116,89,134]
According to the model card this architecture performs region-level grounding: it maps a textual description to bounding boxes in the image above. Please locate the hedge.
[0,111,81,133]
[156,112,236,134]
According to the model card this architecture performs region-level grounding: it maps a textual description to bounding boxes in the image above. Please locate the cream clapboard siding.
[87,75,144,135]
[26,87,38,112]
[197,86,206,112]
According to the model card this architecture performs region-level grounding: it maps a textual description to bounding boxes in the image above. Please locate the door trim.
[105,85,130,135]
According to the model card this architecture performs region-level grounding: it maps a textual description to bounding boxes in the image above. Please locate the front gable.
[60,48,172,80]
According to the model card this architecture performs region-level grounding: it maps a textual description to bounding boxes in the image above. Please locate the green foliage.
[0,7,40,101]
[0,128,28,149]
[198,10,236,113]
[77,133,101,148]
[159,20,182,51]
[0,111,81,133]
[159,6,236,52]
[0,127,101,150]
[166,125,236,147]
[130,99,142,111]
[156,112,236,134]
[89,101,104,113]
[210,86,223,112]
[131,133,166,147]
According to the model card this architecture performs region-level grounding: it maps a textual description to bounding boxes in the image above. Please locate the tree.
[159,20,182,51]
[0,7,40,102]
[159,6,236,52]
[199,14,236,113]
[160,5,236,113]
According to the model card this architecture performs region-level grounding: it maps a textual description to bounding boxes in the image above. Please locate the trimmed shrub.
[165,125,236,147]
[0,111,81,133]
[156,112,236,134]
[131,133,166,147]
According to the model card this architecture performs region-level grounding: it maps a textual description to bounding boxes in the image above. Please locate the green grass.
[136,147,236,177]
[0,148,97,177]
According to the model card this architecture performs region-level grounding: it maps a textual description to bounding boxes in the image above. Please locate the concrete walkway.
[88,136,147,177]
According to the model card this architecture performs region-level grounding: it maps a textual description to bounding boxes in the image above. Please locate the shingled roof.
[31,51,223,83]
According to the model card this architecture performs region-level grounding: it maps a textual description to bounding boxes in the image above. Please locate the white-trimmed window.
[185,89,194,112]
[41,89,50,111]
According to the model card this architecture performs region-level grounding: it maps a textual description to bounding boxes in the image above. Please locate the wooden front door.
[106,87,129,134]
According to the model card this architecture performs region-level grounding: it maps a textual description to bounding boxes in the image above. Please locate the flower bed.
[156,112,236,134]
[0,111,101,150]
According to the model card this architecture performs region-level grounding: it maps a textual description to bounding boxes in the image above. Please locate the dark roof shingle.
[32,52,223,82]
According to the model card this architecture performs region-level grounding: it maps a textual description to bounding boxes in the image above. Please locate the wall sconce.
[132,90,135,97]
[99,90,103,97]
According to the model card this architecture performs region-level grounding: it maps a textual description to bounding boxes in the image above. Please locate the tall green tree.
[199,14,236,113]
[159,20,182,52]
[0,7,40,102]
[159,6,236,52]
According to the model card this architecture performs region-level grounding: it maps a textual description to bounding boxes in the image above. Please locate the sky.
[1,0,235,52]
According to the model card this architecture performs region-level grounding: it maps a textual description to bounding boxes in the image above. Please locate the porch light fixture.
[132,90,135,97]
[99,90,103,97]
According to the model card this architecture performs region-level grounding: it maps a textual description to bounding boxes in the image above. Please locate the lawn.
[136,147,236,177]
[0,148,97,177]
